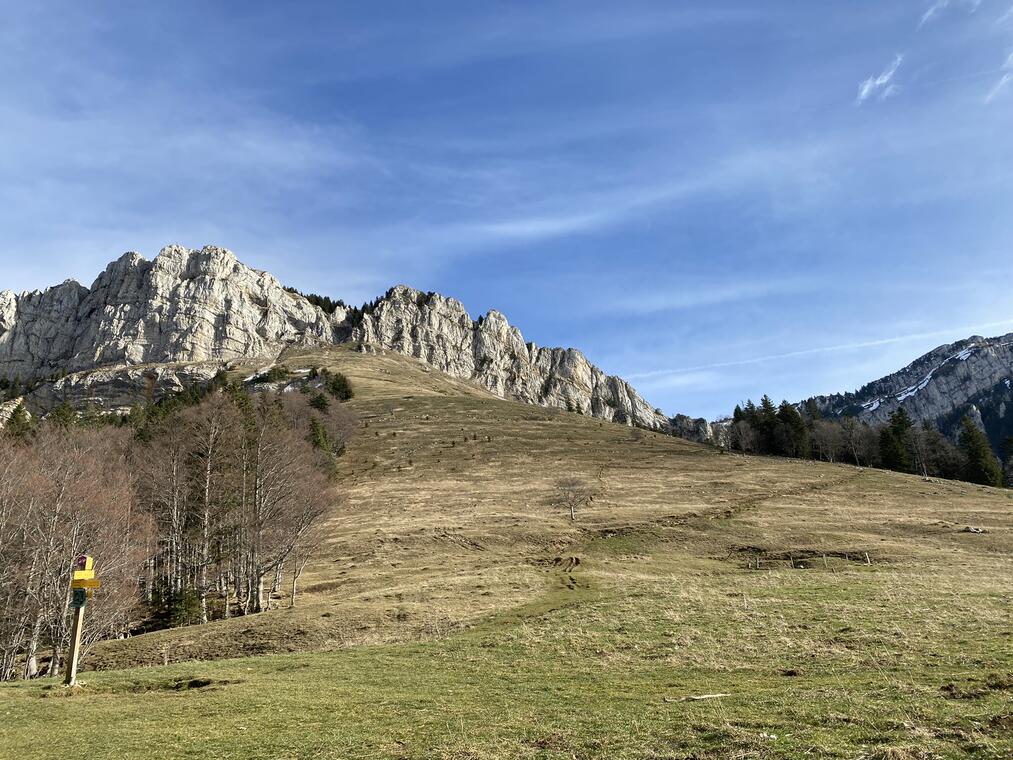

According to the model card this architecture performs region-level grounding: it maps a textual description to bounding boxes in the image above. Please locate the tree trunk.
[47,644,60,677]
[219,569,230,619]
[23,614,43,679]
[290,558,308,608]
[272,564,283,595]
[254,572,266,613]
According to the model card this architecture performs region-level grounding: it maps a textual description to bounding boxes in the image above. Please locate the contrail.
[625,319,1013,380]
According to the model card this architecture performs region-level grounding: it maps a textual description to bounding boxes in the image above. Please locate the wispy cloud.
[919,0,982,29]
[856,54,904,105]
[984,52,1013,103]
[625,319,1013,381]
[599,278,817,316]
[997,4,1013,25]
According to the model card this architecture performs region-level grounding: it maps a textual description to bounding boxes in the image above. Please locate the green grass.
[4,531,1009,759]
[2,346,1010,759]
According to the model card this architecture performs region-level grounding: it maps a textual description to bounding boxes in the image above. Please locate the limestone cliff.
[1,245,672,431]
[0,245,340,379]
[352,286,668,429]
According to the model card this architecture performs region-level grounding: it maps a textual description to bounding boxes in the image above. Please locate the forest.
[0,373,355,681]
[729,396,1010,487]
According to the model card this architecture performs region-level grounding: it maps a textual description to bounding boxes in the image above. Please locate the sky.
[1,1,1012,419]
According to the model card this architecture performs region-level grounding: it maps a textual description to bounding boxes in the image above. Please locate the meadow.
[2,346,1010,759]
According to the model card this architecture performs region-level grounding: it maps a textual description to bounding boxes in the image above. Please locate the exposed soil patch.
[940,673,1012,700]
[42,676,243,697]
[730,545,881,569]
[523,732,570,751]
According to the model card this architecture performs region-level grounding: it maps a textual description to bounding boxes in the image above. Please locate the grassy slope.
[2,345,1010,759]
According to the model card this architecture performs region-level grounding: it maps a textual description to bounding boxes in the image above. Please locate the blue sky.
[2,2,1012,419]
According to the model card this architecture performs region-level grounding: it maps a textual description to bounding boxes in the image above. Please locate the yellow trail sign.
[66,556,96,687]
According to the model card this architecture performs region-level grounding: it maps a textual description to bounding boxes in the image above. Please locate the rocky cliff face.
[0,245,340,379]
[1,245,674,431]
[809,334,1013,452]
[352,286,669,429]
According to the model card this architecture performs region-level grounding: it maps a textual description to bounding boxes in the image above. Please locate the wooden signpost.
[64,555,101,687]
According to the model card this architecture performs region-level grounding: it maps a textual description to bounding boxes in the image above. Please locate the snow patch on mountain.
[889,345,980,404]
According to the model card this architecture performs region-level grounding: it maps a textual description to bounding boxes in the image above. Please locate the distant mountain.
[808,334,1013,454]
[0,244,690,433]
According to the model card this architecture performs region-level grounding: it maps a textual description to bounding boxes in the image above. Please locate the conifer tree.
[324,372,353,401]
[309,416,331,452]
[757,395,778,453]
[4,403,33,439]
[776,401,809,458]
[47,402,77,428]
[879,408,914,472]
[743,400,758,426]
[958,416,1003,487]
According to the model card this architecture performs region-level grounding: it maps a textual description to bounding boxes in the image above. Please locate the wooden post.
[64,603,86,687]
[64,555,99,687]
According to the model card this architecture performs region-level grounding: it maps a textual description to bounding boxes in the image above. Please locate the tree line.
[0,370,356,681]
[729,396,1009,487]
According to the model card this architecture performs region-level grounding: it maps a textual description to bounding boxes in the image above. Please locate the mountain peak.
[1,246,682,434]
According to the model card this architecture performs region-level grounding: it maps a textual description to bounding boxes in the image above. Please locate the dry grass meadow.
[2,345,1010,759]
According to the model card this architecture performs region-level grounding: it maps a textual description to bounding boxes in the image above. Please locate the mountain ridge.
[0,244,686,434]
[807,332,1013,452]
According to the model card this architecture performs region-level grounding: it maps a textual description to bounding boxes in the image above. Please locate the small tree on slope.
[554,477,595,521]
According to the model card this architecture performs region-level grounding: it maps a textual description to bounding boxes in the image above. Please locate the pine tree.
[1003,437,1013,461]
[1003,437,1013,487]
[309,416,331,452]
[48,402,78,428]
[309,393,330,412]
[743,400,758,426]
[324,372,353,401]
[4,403,33,439]
[958,416,1003,487]
[803,398,821,421]
[879,409,914,473]
[756,395,778,454]
[776,401,809,458]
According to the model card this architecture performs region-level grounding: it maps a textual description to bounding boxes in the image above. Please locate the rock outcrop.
[670,414,720,445]
[24,363,226,417]
[0,245,340,380]
[1,245,673,431]
[352,286,669,429]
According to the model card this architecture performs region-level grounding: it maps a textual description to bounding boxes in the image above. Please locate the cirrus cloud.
[856,53,904,105]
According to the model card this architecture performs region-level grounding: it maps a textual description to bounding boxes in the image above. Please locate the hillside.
[2,344,1010,759]
[810,334,1013,454]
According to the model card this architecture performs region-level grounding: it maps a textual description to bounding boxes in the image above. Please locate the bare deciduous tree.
[731,420,758,453]
[0,383,341,680]
[811,420,844,464]
[553,477,595,521]
[0,428,151,680]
